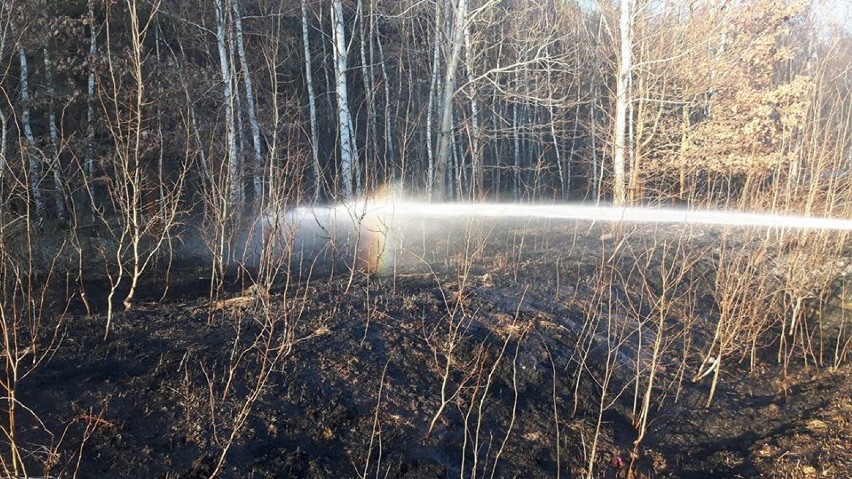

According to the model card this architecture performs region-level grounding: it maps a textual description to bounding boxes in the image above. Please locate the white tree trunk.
[0,108,6,182]
[425,0,443,197]
[332,0,358,198]
[215,0,240,207]
[0,6,6,182]
[358,0,378,191]
[513,101,521,200]
[300,0,322,200]
[231,27,246,172]
[86,0,97,183]
[613,0,632,206]
[546,45,566,199]
[43,47,67,221]
[375,12,395,178]
[16,41,44,219]
[464,17,481,199]
[591,89,600,202]
[433,0,467,200]
[232,0,263,203]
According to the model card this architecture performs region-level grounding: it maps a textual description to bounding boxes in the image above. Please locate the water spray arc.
[379,202,852,231]
[258,199,852,276]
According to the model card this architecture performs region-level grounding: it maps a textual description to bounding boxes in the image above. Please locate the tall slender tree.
[43,46,68,221]
[613,0,632,206]
[214,0,240,208]
[232,0,263,203]
[300,0,322,200]
[332,0,358,198]
[434,0,468,200]
[14,30,45,220]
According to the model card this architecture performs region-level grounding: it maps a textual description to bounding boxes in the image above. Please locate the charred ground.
[13,217,852,478]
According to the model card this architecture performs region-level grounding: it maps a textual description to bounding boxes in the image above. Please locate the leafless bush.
[0,157,71,478]
[618,231,706,474]
[97,0,187,337]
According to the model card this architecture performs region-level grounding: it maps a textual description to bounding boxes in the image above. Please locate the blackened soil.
[13,219,852,478]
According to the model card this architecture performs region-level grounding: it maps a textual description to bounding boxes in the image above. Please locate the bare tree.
[13,26,45,220]
[300,0,323,200]
[332,0,358,198]
[433,0,468,200]
[232,0,263,203]
[612,0,632,206]
[215,0,240,207]
[43,46,68,222]
[84,0,99,217]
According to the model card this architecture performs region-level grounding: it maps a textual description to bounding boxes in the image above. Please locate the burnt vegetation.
[0,0,851,478]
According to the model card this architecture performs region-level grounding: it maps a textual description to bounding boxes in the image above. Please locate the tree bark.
[464,15,481,199]
[612,0,632,206]
[16,40,45,220]
[358,0,379,192]
[332,0,358,199]
[0,108,6,183]
[85,0,98,203]
[43,47,68,221]
[375,9,395,183]
[425,0,443,198]
[232,0,263,203]
[215,0,240,208]
[300,0,322,200]
[433,0,467,201]
[513,100,521,200]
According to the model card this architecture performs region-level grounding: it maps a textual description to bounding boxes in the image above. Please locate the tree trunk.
[232,0,264,203]
[433,0,467,201]
[44,47,68,221]
[546,46,565,200]
[16,41,45,220]
[513,100,521,200]
[612,0,632,206]
[425,0,443,198]
[85,0,98,212]
[591,88,600,202]
[464,15,481,199]
[215,0,240,208]
[0,108,6,183]
[358,0,379,192]
[375,9,395,183]
[332,0,358,199]
[300,0,323,201]
[0,6,5,185]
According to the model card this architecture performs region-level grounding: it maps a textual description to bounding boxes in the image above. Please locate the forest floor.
[13,215,852,478]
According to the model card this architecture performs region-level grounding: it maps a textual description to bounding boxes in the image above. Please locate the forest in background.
[0,0,850,220]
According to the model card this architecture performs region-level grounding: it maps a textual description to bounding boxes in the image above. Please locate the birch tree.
[0,108,6,184]
[232,0,263,203]
[215,0,240,207]
[43,47,68,221]
[463,13,482,199]
[332,0,358,198]
[612,0,632,206]
[358,0,379,191]
[85,0,98,214]
[425,0,443,198]
[14,32,45,220]
[0,3,7,185]
[433,0,468,200]
[300,0,322,200]
[375,1,395,180]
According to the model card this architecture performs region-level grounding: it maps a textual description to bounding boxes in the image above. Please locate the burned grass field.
[9,215,852,478]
